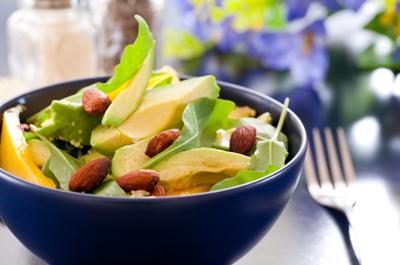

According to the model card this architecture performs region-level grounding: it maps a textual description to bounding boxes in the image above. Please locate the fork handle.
[344,207,364,265]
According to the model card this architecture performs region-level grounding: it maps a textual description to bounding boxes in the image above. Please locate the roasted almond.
[69,158,111,192]
[116,169,159,192]
[229,125,257,155]
[82,87,111,116]
[151,184,166,197]
[145,129,180,157]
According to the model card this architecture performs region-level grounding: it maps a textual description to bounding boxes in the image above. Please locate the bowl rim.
[0,77,307,202]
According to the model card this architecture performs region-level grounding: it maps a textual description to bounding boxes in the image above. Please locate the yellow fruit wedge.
[0,106,55,188]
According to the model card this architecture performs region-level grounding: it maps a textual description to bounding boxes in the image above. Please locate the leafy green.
[93,180,127,197]
[249,98,290,171]
[33,129,82,190]
[143,98,235,168]
[96,15,155,93]
[34,99,101,146]
[42,158,60,188]
[211,98,290,191]
[210,165,279,191]
[249,140,288,171]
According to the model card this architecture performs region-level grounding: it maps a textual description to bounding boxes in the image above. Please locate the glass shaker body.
[7,1,98,86]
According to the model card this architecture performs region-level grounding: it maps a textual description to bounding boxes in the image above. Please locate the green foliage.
[34,130,82,191]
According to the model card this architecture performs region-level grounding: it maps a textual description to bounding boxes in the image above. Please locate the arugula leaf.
[249,140,288,171]
[42,158,60,188]
[210,165,279,191]
[33,129,81,190]
[93,180,127,197]
[96,15,155,93]
[249,98,290,171]
[143,98,235,168]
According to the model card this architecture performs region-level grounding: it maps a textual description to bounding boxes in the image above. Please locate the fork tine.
[337,127,356,184]
[312,128,333,189]
[324,127,345,188]
[304,147,318,189]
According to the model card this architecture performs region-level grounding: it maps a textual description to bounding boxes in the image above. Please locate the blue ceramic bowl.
[0,78,306,265]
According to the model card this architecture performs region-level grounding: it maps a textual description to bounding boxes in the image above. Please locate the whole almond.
[145,129,180,157]
[116,169,159,192]
[82,87,111,116]
[151,184,166,197]
[69,158,111,192]
[230,125,257,155]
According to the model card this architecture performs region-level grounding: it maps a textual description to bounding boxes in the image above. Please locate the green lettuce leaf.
[96,15,155,93]
[143,98,235,168]
[33,130,82,190]
[210,165,279,191]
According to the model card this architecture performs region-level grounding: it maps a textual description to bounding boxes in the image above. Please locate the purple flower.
[320,0,365,11]
[247,20,328,86]
[286,0,313,21]
[287,0,366,13]
[393,47,400,62]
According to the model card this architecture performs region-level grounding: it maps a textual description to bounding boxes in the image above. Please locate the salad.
[0,16,290,198]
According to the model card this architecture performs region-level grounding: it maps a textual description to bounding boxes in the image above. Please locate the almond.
[116,169,159,192]
[145,129,180,157]
[230,125,257,155]
[82,87,111,116]
[69,158,111,192]
[151,184,166,197]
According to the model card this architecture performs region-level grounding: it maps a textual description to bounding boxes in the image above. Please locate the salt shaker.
[7,0,98,86]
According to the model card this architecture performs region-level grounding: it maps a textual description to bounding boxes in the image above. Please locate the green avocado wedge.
[118,75,220,140]
[90,125,133,156]
[111,137,151,177]
[153,147,250,191]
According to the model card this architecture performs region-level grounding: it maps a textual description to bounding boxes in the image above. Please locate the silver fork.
[304,127,363,265]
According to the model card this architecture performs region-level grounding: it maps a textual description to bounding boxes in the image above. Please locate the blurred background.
[1,1,400,264]
[0,0,399,131]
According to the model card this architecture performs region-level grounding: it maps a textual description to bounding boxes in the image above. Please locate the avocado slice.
[111,137,151,177]
[118,75,220,140]
[80,149,107,164]
[102,50,154,127]
[90,125,133,156]
[153,147,250,191]
[27,139,51,168]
